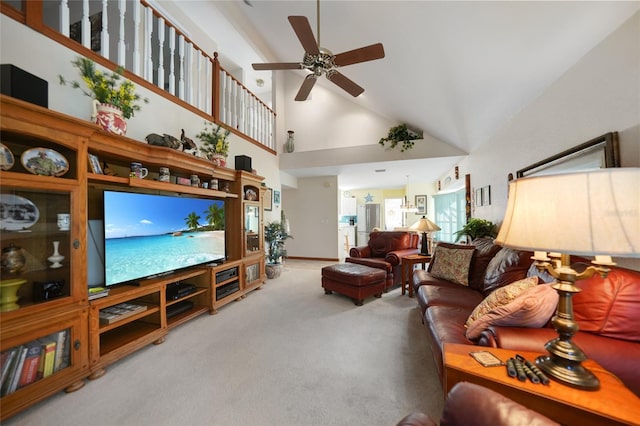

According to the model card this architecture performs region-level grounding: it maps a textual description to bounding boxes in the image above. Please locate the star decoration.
[364,193,374,203]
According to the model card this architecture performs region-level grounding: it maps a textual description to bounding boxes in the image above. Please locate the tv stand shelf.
[88,268,210,378]
[87,173,239,199]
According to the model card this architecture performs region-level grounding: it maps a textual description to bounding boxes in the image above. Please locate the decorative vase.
[1,243,25,275]
[92,100,127,136]
[285,130,295,153]
[265,263,282,279]
[210,153,227,167]
[0,278,27,312]
[48,241,64,269]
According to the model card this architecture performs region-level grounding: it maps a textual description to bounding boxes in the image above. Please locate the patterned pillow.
[465,282,558,340]
[465,276,539,328]
[429,244,475,286]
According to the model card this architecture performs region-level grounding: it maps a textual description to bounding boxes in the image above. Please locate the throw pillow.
[429,244,475,286]
[465,276,539,328]
[465,282,558,340]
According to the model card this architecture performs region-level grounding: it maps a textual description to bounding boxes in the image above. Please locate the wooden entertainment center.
[0,95,266,419]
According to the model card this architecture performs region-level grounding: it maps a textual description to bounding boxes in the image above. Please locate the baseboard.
[287,256,339,262]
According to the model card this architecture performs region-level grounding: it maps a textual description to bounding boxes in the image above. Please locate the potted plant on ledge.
[59,57,148,136]
[378,124,422,152]
[453,218,497,243]
[264,221,292,279]
[197,121,231,167]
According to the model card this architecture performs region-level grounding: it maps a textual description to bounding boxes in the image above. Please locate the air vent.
[375,169,386,173]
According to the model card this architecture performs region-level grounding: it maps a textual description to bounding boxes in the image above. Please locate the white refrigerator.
[356,204,380,245]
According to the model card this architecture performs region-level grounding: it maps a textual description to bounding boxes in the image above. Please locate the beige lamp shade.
[410,216,441,233]
[495,168,639,257]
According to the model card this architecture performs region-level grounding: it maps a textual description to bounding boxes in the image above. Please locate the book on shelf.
[53,330,70,373]
[17,343,42,388]
[88,286,110,300]
[2,345,27,396]
[0,347,20,396]
[99,302,148,325]
[37,338,57,379]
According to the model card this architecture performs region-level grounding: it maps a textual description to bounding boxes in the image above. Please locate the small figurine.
[145,133,180,149]
[180,129,197,153]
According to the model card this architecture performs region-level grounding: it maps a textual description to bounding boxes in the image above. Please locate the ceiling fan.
[251,1,385,101]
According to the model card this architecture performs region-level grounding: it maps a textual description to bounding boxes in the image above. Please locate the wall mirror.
[516,132,620,178]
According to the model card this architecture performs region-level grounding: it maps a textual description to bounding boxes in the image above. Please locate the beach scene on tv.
[104,191,225,286]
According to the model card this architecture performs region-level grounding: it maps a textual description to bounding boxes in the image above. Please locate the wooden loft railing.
[0,0,276,153]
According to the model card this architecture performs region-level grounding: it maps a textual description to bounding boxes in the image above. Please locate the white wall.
[465,11,640,269]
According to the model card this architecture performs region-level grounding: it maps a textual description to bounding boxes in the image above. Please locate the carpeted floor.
[4,260,443,426]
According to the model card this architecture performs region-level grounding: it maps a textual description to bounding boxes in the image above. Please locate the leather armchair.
[396,382,558,426]
[347,231,419,290]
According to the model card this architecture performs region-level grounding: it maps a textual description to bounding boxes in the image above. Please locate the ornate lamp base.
[536,340,600,390]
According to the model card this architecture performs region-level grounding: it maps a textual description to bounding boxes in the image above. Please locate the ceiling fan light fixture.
[252,4,385,102]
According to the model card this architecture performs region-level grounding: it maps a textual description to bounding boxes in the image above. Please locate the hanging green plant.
[378,124,420,152]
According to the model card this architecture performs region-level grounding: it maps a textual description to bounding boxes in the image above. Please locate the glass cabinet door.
[1,188,74,311]
[244,203,261,255]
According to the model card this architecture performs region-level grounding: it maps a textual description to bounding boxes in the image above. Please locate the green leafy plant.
[58,57,148,119]
[453,218,497,242]
[197,121,231,159]
[378,124,420,152]
[264,221,293,264]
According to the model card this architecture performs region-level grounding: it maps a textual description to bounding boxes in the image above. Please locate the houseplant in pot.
[453,218,497,243]
[264,221,292,279]
[59,57,148,135]
[197,121,231,167]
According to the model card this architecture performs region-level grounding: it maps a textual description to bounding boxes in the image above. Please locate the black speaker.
[235,155,252,172]
[1,64,48,108]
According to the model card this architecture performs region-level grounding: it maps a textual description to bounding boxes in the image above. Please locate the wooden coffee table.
[444,343,640,426]
[401,254,431,297]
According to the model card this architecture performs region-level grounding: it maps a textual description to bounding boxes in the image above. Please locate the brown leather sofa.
[396,382,558,426]
[347,231,419,290]
[413,239,640,396]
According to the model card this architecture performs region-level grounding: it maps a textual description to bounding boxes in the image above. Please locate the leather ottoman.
[321,263,386,306]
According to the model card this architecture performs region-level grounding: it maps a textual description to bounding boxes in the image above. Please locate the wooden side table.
[444,343,640,426]
[401,254,431,297]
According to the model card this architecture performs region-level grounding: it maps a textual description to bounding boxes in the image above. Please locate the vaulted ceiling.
[169,1,640,189]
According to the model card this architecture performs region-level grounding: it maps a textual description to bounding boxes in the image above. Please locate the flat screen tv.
[103,190,226,286]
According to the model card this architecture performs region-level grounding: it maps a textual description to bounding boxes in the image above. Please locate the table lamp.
[410,216,441,256]
[495,168,639,390]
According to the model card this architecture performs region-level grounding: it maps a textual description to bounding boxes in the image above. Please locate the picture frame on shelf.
[264,187,273,211]
[415,195,427,214]
[274,190,281,206]
[88,153,103,174]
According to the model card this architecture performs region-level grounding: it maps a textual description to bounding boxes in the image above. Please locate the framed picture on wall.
[415,195,427,214]
[274,190,281,205]
[482,186,491,206]
[475,188,482,206]
[264,187,273,211]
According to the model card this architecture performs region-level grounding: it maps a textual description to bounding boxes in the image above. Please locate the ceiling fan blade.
[252,62,301,70]
[288,16,320,55]
[334,43,385,67]
[295,75,317,101]
[326,71,364,98]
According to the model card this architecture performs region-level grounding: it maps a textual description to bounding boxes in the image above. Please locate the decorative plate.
[0,143,15,171]
[0,194,40,231]
[20,147,69,177]
[245,188,257,201]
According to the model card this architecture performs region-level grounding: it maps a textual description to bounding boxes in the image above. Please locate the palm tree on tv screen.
[206,204,224,230]
[185,212,201,230]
